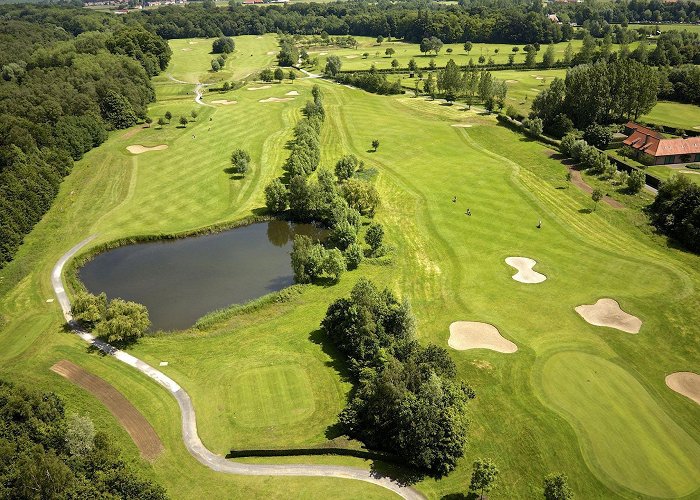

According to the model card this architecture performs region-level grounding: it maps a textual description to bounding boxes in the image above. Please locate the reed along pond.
[79,221,325,331]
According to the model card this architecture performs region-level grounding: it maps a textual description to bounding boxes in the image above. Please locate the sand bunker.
[451,123,473,128]
[188,41,197,45]
[505,79,519,83]
[666,372,700,405]
[266,51,276,55]
[181,48,192,52]
[574,298,642,334]
[319,52,328,55]
[345,55,359,59]
[248,85,272,91]
[285,90,300,96]
[259,97,295,103]
[211,99,237,105]
[127,144,168,154]
[448,322,517,353]
[505,257,546,284]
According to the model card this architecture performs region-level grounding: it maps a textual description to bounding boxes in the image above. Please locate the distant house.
[242,0,264,4]
[547,14,560,23]
[623,122,700,165]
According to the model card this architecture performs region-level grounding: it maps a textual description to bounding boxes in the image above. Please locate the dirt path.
[51,359,163,459]
[51,237,423,500]
[568,168,624,209]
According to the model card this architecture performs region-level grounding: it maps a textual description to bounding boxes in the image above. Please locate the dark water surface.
[79,221,324,331]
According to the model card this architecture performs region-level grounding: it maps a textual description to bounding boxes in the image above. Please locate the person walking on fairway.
[537,220,542,229]
[466,208,471,216]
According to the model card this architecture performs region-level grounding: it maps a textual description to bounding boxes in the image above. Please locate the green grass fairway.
[164,35,279,84]
[645,165,700,186]
[627,23,700,35]
[0,35,698,499]
[641,101,700,131]
[310,36,639,73]
[541,352,700,498]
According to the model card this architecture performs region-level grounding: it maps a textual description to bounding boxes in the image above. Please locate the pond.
[79,221,325,331]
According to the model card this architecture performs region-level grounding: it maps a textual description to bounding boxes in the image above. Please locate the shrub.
[344,243,363,270]
[212,36,235,54]
[627,169,646,193]
[230,148,251,175]
[583,124,613,149]
[365,223,384,255]
[265,178,288,212]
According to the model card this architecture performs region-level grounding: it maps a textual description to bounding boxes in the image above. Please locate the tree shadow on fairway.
[369,458,425,486]
[308,328,351,383]
[222,167,244,180]
[578,207,593,214]
[442,494,481,500]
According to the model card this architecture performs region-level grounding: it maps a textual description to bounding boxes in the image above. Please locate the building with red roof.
[622,122,700,165]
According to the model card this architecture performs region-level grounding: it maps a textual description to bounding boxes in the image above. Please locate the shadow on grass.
[369,459,425,486]
[578,208,593,214]
[308,328,351,383]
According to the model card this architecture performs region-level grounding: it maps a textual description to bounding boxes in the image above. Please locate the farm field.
[309,36,641,72]
[0,35,699,500]
[626,22,700,35]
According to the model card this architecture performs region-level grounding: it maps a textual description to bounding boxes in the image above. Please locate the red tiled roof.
[625,121,662,139]
[623,127,700,157]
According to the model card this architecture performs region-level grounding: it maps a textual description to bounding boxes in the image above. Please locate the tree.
[627,169,645,194]
[274,67,285,82]
[543,473,574,500]
[425,72,437,99]
[96,299,150,344]
[391,59,400,69]
[408,58,418,72]
[524,117,544,136]
[99,90,137,129]
[265,178,288,212]
[478,55,486,64]
[371,139,380,151]
[71,292,107,327]
[508,53,515,65]
[144,117,153,128]
[323,248,346,281]
[542,44,556,68]
[583,124,612,149]
[288,70,296,82]
[212,36,235,54]
[365,222,384,255]
[464,41,473,54]
[179,116,188,127]
[344,243,363,270]
[230,148,251,175]
[376,35,384,45]
[157,117,166,128]
[647,175,700,252]
[591,188,604,211]
[190,109,198,121]
[335,154,360,181]
[525,46,537,68]
[341,179,380,216]
[260,68,274,82]
[437,59,463,102]
[165,111,172,122]
[211,59,220,72]
[563,43,573,64]
[385,47,395,57]
[469,458,499,499]
[532,77,566,129]
[325,55,342,76]
[66,414,95,457]
[512,46,520,53]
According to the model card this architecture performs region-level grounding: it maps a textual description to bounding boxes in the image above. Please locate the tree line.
[0,17,171,268]
[0,379,167,498]
[264,86,384,283]
[322,278,475,477]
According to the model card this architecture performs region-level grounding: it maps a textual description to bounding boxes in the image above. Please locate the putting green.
[541,352,700,498]
[229,363,316,428]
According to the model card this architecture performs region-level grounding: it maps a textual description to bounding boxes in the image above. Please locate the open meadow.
[0,35,698,499]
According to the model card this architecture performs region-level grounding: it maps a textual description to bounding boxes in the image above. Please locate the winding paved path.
[52,237,423,500]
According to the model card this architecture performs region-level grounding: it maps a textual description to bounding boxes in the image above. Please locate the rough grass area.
[0,35,698,500]
[640,100,700,131]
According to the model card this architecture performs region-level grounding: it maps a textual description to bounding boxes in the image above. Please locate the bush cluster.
[334,71,404,95]
[322,279,475,477]
[71,292,151,343]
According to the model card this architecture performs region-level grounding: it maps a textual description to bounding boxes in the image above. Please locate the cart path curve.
[51,236,423,500]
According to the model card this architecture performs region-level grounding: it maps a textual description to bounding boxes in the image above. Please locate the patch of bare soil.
[51,360,163,459]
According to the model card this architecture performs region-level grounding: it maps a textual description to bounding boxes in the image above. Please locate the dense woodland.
[0,13,170,268]
[0,380,167,498]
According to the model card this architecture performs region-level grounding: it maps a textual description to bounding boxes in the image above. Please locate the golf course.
[0,33,698,499]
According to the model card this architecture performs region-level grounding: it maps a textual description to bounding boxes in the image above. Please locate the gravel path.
[51,236,423,499]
